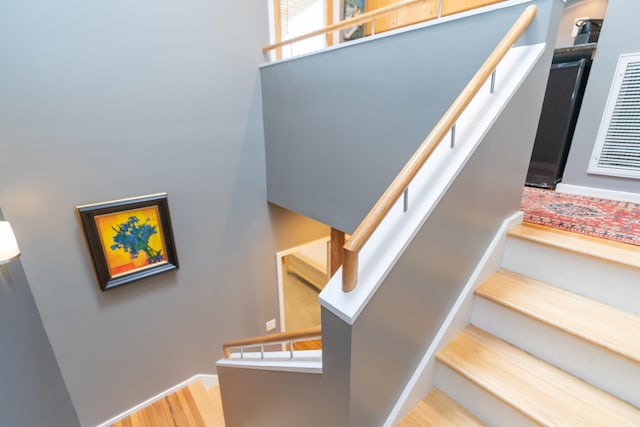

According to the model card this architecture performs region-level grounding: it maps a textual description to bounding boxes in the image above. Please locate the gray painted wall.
[262,0,547,234]
[562,0,640,193]
[218,308,352,427]
[0,211,80,427]
[0,2,328,425]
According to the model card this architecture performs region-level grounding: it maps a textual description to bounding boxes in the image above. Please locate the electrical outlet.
[266,318,277,331]
[572,17,589,37]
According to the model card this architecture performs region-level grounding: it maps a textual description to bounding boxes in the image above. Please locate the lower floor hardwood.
[110,381,225,427]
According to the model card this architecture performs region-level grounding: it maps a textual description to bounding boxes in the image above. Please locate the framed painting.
[343,0,365,40]
[77,193,179,290]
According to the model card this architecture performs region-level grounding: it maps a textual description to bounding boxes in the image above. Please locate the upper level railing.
[264,0,428,60]
[223,325,322,359]
[265,0,507,61]
[341,5,538,292]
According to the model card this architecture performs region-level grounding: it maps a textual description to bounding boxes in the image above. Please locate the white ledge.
[216,350,323,374]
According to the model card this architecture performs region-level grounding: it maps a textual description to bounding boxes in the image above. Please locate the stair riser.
[503,237,640,314]
[435,363,539,427]
[472,296,640,408]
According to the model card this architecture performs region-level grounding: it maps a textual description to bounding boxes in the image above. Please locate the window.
[274,0,331,59]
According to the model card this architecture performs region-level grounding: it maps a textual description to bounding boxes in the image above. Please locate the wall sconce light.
[0,221,20,265]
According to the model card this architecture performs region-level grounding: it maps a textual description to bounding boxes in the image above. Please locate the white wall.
[0,1,328,425]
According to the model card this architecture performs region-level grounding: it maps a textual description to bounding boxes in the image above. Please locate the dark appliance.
[574,19,603,45]
[525,56,591,189]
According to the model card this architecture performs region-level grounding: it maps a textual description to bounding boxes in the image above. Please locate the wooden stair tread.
[188,381,225,427]
[508,223,640,270]
[477,269,640,364]
[437,326,640,426]
[207,385,226,426]
[397,388,487,426]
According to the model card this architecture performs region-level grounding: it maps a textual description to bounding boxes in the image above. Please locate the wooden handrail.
[342,5,538,292]
[263,0,427,55]
[223,325,322,358]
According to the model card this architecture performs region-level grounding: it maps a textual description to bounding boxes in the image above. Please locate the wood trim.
[223,325,322,358]
[330,227,345,277]
[273,0,283,60]
[263,0,427,54]
[326,0,334,47]
[341,5,538,292]
[441,0,506,17]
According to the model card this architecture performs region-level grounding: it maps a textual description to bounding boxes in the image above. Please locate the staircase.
[398,222,640,426]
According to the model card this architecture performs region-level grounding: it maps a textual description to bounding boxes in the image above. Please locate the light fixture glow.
[0,221,20,265]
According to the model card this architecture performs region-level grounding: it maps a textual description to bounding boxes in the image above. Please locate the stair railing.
[264,0,429,60]
[341,4,538,292]
[223,325,322,359]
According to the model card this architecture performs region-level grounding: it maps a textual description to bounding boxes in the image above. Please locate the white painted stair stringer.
[434,363,538,427]
[502,236,640,314]
[471,296,640,407]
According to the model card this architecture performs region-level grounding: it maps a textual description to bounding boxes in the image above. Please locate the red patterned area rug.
[521,186,640,246]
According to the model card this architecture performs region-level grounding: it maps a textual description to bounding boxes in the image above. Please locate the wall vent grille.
[588,53,640,179]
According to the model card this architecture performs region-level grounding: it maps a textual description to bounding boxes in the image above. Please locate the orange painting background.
[95,206,167,278]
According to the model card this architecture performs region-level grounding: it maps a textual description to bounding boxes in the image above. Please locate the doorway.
[276,236,331,332]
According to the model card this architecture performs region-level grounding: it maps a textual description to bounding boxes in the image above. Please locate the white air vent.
[588,53,640,179]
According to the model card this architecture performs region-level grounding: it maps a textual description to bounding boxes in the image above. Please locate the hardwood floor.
[110,381,224,427]
[291,339,322,350]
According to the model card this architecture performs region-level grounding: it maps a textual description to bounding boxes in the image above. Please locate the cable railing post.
[222,325,322,359]
[404,188,409,212]
[451,123,456,148]
[491,69,497,94]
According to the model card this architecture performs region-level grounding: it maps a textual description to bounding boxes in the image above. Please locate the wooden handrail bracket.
[341,5,538,292]
[223,325,322,358]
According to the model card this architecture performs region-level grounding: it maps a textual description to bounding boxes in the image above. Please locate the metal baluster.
[438,0,443,19]
[372,18,376,36]
[289,341,294,359]
[451,123,456,148]
[240,347,244,359]
[260,345,265,360]
[403,188,409,212]
[491,69,497,94]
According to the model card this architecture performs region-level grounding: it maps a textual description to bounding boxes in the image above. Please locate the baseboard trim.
[382,211,523,426]
[555,183,640,204]
[95,374,219,427]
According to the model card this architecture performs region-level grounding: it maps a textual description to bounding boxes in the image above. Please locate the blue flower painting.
[110,216,164,264]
